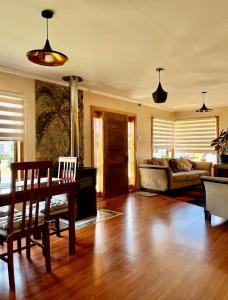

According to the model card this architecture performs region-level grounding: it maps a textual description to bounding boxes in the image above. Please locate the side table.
[214,164,228,178]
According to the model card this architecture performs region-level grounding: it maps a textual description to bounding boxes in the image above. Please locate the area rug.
[60,208,123,230]
[135,191,158,197]
[169,185,205,207]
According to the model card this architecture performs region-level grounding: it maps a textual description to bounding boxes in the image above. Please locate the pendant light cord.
[46,18,49,40]
[156,68,163,83]
[202,91,207,104]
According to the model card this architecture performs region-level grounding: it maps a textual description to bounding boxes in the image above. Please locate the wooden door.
[103,112,128,198]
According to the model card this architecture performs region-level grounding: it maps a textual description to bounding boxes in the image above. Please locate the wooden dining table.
[0,178,78,255]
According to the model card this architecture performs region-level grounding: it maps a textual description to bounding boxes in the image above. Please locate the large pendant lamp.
[26,9,68,66]
[152,68,168,103]
[196,91,212,112]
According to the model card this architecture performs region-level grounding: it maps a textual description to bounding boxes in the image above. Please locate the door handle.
[124,155,128,163]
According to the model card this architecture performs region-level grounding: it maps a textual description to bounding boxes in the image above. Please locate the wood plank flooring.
[1,193,228,300]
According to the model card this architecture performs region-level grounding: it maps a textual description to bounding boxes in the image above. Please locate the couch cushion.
[172,172,188,182]
[189,169,208,176]
[172,169,208,183]
[187,173,200,181]
[169,159,181,173]
[177,158,193,171]
[188,170,206,181]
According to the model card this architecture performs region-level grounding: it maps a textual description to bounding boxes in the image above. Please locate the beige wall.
[2,69,228,168]
[83,91,173,166]
[0,71,36,161]
[0,71,173,166]
[0,71,187,168]
[174,108,228,132]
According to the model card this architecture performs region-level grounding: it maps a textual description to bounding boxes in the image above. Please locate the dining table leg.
[68,186,76,255]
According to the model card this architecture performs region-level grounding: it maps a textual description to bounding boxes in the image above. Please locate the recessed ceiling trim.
[0,65,172,111]
[87,89,173,111]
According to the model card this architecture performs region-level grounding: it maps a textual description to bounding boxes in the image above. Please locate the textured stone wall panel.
[35,80,84,165]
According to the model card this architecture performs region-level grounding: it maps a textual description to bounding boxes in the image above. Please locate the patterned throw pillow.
[152,157,164,165]
[160,158,169,166]
[143,157,168,166]
[177,158,192,171]
[168,159,181,173]
[143,159,156,164]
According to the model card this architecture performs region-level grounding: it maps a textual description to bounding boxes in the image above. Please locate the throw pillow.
[152,157,163,165]
[177,158,192,171]
[161,158,169,166]
[169,159,181,173]
[143,157,166,166]
[143,159,154,164]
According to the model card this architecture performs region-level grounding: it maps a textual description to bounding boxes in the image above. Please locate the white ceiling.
[1,0,228,111]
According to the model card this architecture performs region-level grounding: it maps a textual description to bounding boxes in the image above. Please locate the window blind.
[174,117,217,153]
[153,118,174,149]
[0,91,24,140]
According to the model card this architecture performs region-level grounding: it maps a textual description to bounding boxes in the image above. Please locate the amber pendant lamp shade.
[26,9,68,66]
[152,68,168,103]
[196,91,212,112]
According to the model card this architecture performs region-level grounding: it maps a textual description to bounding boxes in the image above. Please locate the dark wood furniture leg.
[68,187,76,255]
[55,218,61,237]
[17,239,21,254]
[7,237,15,291]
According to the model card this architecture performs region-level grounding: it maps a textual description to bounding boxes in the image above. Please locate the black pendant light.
[26,9,68,66]
[196,91,212,112]
[152,68,168,103]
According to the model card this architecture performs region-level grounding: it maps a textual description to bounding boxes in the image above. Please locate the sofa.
[139,158,212,192]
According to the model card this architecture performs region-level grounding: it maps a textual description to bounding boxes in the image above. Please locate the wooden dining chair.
[49,156,78,237]
[0,161,53,290]
[57,156,78,180]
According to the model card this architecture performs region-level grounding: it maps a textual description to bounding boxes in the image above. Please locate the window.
[128,117,136,190]
[174,117,217,163]
[152,118,174,158]
[152,117,218,162]
[93,112,103,194]
[0,91,24,182]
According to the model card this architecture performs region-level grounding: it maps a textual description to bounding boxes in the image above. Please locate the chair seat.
[51,194,68,213]
[0,206,19,217]
[0,194,68,237]
[0,209,45,238]
[0,212,23,237]
[39,194,68,216]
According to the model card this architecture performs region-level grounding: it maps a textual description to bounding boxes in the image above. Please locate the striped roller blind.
[0,91,24,140]
[174,117,217,153]
[153,118,174,149]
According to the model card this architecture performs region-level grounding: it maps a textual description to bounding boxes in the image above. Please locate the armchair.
[201,176,228,224]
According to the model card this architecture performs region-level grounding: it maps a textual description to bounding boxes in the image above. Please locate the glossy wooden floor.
[1,193,228,300]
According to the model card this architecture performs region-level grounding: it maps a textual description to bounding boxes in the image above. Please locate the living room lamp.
[196,91,212,112]
[26,9,68,66]
[152,68,168,103]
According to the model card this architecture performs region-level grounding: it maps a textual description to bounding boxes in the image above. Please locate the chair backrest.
[8,161,53,235]
[202,176,228,219]
[57,157,78,180]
